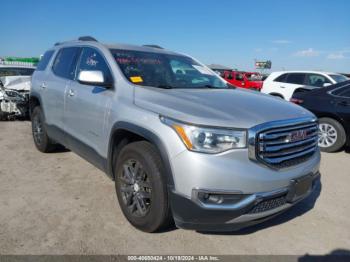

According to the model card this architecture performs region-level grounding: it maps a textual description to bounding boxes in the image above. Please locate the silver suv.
[30,37,321,232]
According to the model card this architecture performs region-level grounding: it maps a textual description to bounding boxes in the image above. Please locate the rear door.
[31,49,55,114]
[283,73,307,100]
[64,47,113,158]
[44,47,81,134]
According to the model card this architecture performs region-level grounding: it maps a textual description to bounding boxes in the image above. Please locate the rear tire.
[114,141,172,232]
[318,117,346,152]
[31,106,56,153]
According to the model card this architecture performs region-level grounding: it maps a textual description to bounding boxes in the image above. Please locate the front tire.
[31,106,56,153]
[318,117,346,152]
[114,141,172,232]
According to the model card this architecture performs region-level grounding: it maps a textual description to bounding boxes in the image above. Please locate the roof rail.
[143,44,164,49]
[78,36,98,42]
[54,36,98,46]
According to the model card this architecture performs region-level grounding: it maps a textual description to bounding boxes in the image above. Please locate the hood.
[0,76,31,91]
[134,87,314,128]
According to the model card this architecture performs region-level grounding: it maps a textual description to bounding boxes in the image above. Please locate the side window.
[286,73,306,85]
[274,73,287,83]
[227,72,233,80]
[332,86,350,98]
[235,73,244,81]
[307,74,331,87]
[77,47,112,83]
[52,47,81,79]
[36,50,54,71]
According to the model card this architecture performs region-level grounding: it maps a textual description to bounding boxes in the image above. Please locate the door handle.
[280,86,286,88]
[40,83,47,89]
[68,89,75,97]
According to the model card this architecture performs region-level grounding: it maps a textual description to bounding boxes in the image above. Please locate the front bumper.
[170,172,320,231]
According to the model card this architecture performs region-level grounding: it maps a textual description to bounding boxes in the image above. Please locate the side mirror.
[78,70,111,88]
[323,83,332,87]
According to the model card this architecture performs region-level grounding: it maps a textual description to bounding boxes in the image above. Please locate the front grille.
[256,121,318,168]
[248,195,287,214]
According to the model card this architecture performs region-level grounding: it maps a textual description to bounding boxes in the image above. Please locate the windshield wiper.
[199,84,228,89]
[157,85,174,89]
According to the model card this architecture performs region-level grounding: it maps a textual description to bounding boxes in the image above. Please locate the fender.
[107,121,175,186]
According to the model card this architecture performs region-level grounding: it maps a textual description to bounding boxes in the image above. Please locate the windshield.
[329,74,348,83]
[110,49,228,89]
[0,67,35,77]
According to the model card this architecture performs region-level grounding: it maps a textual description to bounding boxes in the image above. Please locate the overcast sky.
[1,0,349,72]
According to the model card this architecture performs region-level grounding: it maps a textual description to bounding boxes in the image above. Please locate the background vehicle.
[262,71,348,100]
[0,60,36,120]
[291,81,350,152]
[30,37,320,232]
[222,71,263,90]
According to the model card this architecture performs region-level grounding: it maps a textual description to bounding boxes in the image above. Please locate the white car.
[261,71,348,100]
[0,61,35,119]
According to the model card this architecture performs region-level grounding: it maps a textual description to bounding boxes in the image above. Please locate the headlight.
[160,116,246,153]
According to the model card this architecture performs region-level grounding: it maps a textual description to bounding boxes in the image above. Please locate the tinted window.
[332,85,350,98]
[306,74,331,87]
[0,67,35,76]
[36,50,54,71]
[235,73,244,81]
[329,74,348,83]
[77,47,112,83]
[52,47,81,80]
[274,73,287,83]
[286,73,306,85]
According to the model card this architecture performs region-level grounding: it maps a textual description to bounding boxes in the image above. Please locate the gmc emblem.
[289,130,308,142]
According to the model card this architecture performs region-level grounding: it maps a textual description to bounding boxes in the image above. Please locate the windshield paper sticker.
[130,76,143,83]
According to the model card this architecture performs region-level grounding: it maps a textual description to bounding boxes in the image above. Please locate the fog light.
[194,189,246,206]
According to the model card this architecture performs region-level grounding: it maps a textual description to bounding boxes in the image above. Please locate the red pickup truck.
[222,71,263,91]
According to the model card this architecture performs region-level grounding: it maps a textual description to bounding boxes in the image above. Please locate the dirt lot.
[0,121,349,255]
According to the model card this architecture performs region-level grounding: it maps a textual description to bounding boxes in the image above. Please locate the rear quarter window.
[36,50,54,71]
[274,73,287,83]
[331,85,350,98]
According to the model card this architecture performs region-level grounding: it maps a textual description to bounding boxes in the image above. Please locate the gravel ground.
[0,121,349,255]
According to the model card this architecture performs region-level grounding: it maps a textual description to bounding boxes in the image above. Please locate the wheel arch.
[269,92,285,99]
[29,93,43,117]
[107,122,174,186]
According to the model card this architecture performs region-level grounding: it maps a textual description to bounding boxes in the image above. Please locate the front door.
[64,47,113,159]
[64,47,113,160]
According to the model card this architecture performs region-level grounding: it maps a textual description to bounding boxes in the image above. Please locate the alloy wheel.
[318,123,337,148]
[119,159,152,217]
[33,115,43,146]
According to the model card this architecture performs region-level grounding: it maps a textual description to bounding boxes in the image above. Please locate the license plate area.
[286,174,313,202]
